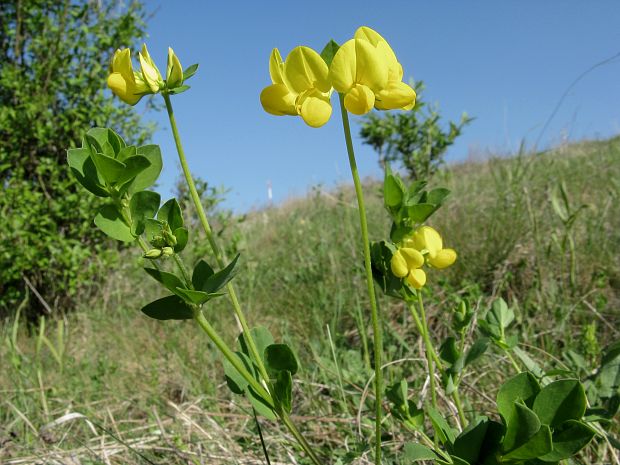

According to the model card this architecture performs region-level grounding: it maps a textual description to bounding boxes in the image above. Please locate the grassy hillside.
[1,137,619,464]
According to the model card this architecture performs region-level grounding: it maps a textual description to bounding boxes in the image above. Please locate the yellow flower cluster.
[390,226,457,289]
[107,45,183,105]
[260,27,416,128]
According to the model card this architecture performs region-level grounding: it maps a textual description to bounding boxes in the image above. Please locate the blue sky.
[129,1,620,212]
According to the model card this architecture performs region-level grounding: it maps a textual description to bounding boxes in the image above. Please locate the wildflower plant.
[64,28,608,465]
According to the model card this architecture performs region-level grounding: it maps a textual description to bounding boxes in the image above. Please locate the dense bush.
[0,0,153,317]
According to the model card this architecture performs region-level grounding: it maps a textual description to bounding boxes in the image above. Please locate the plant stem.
[164,94,320,463]
[337,94,383,464]
[162,93,270,385]
[173,254,192,287]
[416,293,437,408]
[193,310,272,404]
[505,350,522,373]
[280,410,323,465]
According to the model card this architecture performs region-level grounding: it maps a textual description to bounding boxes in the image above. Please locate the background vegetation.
[0,0,153,318]
[1,136,618,463]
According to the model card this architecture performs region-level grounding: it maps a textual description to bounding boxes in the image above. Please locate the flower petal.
[390,250,409,278]
[112,48,134,83]
[139,53,162,92]
[298,93,332,127]
[411,226,443,258]
[407,269,427,289]
[375,81,416,110]
[400,247,425,269]
[329,39,357,93]
[355,27,401,81]
[269,48,286,84]
[260,83,297,116]
[166,47,183,88]
[428,248,457,269]
[283,46,330,94]
[344,84,375,115]
[107,72,143,105]
[353,38,388,92]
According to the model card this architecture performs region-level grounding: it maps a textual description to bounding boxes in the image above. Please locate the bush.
[0,0,153,318]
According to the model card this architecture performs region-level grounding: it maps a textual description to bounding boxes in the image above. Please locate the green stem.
[338,94,383,464]
[173,254,192,287]
[164,93,321,463]
[417,293,437,408]
[505,350,522,373]
[193,310,272,405]
[280,411,323,465]
[162,93,271,385]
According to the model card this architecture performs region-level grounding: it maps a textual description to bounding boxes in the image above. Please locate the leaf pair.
[225,326,300,419]
[141,255,240,320]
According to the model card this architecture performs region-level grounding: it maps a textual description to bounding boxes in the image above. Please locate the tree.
[0,0,154,317]
[359,81,473,180]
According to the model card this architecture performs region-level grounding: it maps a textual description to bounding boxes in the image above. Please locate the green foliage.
[359,81,473,180]
[0,0,153,317]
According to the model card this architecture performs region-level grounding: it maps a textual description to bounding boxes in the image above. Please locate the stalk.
[162,93,270,385]
[337,94,383,464]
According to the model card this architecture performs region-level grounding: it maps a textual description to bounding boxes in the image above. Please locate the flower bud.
[139,44,164,93]
[145,248,162,259]
[166,47,184,88]
[162,246,174,256]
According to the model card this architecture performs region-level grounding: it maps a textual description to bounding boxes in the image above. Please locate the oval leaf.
[533,379,586,427]
[94,204,134,242]
[141,295,193,320]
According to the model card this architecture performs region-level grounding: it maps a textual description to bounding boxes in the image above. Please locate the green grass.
[1,137,619,464]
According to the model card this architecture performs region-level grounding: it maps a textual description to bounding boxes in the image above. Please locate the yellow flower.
[354,27,416,111]
[107,48,151,105]
[138,44,164,93]
[260,47,332,128]
[406,226,457,269]
[166,47,183,89]
[329,26,416,115]
[390,247,426,289]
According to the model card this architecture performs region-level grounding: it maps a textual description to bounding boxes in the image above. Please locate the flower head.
[390,225,456,289]
[107,48,151,105]
[329,26,416,115]
[260,46,333,128]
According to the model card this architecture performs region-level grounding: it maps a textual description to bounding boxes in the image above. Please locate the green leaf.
[143,268,185,294]
[158,198,184,230]
[408,203,436,222]
[502,425,552,461]
[239,326,275,366]
[173,227,188,253]
[192,259,215,290]
[403,443,440,462]
[141,295,193,320]
[114,155,151,187]
[169,85,190,95]
[126,145,163,194]
[144,218,164,243]
[428,406,456,445]
[497,372,541,420]
[174,287,222,305]
[87,127,125,154]
[116,145,137,162]
[247,385,277,420]
[202,254,240,293]
[487,298,514,330]
[427,187,450,206]
[502,401,541,452]
[464,338,489,367]
[273,370,293,413]
[440,337,461,365]
[130,191,160,235]
[90,150,126,185]
[533,379,587,427]
[94,204,134,242]
[539,420,596,462]
[183,63,199,80]
[320,39,340,66]
[453,418,490,464]
[265,343,299,375]
[67,148,108,197]
[224,351,254,395]
[384,172,405,208]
